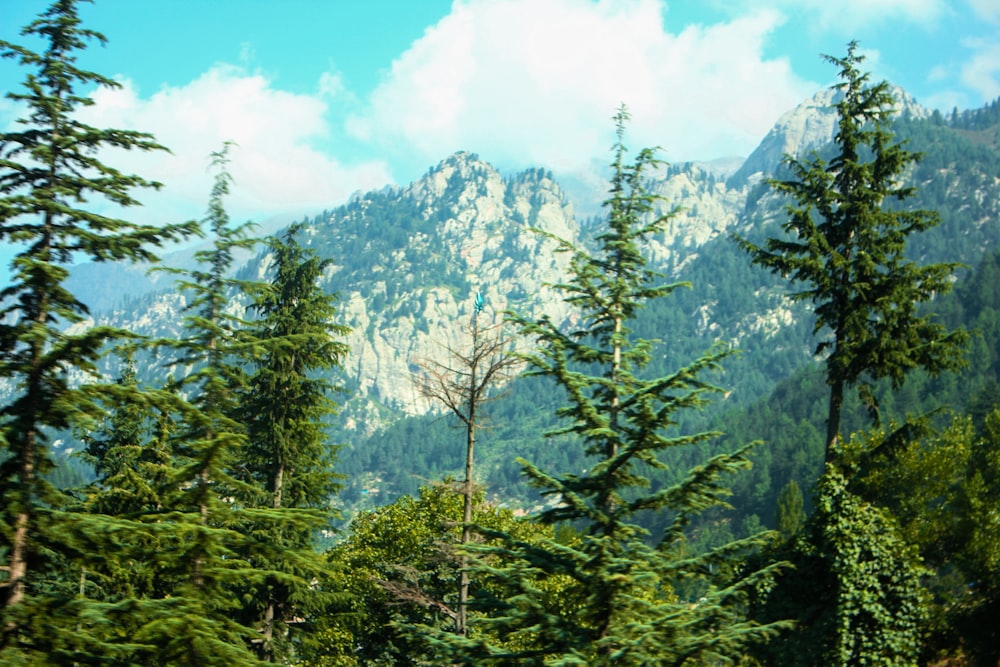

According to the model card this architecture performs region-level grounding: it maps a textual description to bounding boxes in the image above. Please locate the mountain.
[729,85,930,187]
[94,153,583,435]
[293,154,581,429]
[64,214,294,314]
[61,86,1000,506]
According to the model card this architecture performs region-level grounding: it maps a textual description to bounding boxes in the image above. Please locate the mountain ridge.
[70,86,1000,441]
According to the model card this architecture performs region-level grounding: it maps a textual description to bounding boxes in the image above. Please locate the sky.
[1,0,999,230]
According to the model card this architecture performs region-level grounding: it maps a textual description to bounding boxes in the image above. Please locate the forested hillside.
[342,96,1000,512]
[2,2,999,665]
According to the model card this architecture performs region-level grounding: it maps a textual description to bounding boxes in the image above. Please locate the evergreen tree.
[233,224,350,662]
[420,108,789,665]
[140,145,271,665]
[0,0,194,659]
[80,352,173,518]
[736,41,967,462]
[739,43,970,666]
[58,352,187,662]
[775,479,805,538]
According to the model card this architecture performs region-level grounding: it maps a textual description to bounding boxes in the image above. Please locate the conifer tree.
[737,41,967,462]
[775,479,805,538]
[422,108,789,666]
[80,352,172,518]
[140,145,271,665]
[59,352,184,661]
[234,224,350,662]
[739,43,969,666]
[0,0,194,658]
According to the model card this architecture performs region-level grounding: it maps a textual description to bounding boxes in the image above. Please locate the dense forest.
[1,2,998,666]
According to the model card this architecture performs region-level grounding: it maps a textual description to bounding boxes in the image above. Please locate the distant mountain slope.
[59,88,1000,510]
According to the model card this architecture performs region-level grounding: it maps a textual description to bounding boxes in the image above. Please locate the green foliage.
[736,44,977,667]
[417,108,789,666]
[304,483,554,666]
[3,5,999,663]
[79,353,173,517]
[0,0,195,660]
[752,460,928,667]
[124,146,273,665]
[240,224,348,509]
[844,414,1000,664]
[736,41,968,459]
[817,465,928,666]
[232,224,351,662]
[955,410,1000,663]
[775,479,804,538]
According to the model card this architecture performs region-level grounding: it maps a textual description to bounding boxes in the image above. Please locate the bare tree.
[413,292,521,636]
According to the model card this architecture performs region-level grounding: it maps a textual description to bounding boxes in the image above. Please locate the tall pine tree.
[0,0,194,659]
[740,43,968,666]
[420,108,789,666]
[139,144,272,666]
[737,41,967,461]
[234,224,350,662]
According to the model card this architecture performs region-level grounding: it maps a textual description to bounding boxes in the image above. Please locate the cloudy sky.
[1,0,998,228]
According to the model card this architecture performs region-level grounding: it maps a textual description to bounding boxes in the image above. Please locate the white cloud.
[958,0,1000,106]
[968,0,1000,24]
[924,32,1000,111]
[75,65,392,229]
[318,70,347,99]
[349,0,815,177]
[959,38,1000,101]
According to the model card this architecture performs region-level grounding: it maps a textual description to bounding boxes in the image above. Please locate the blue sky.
[1,0,999,228]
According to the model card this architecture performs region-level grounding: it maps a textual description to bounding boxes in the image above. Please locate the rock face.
[314,154,578,429]
[74,88,861,432]
[729,85,930,187]
[97,152,581,435]
[645,164,746,270]
[103,151,748,433]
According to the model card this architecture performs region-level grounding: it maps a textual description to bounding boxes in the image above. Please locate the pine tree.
[138,145,271,665]
[59,352,186,661]
[421,108,789,666]
[739,43,969,666]
[80,352,172,518]
[775,479,805,538]
[0,0,194,659]
[234,224,350,662]
[737,41,967,462]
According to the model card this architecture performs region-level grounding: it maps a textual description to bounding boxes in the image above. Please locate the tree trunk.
[825,378,844,464]
[5,451,32,611]
[5,212,51,616]
[259,461,286,660]
[457,322,478,637]
[457,422,475,636]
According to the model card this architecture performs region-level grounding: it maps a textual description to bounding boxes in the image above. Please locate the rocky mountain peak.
[729,83,930,187]
[279,154,582,428]
[412,151,496,201]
